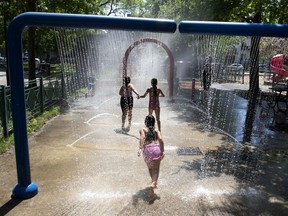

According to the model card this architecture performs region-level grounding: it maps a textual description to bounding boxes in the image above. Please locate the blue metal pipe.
[179,21,288,37]
[7,12,177,199]
[11,12,177,32]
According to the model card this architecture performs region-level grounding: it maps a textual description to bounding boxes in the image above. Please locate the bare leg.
[155,108,161,131]
[146,160,160,198]
[122,109,128,130]
[150,160,161,189]
[145,160,160,196]
[148,167,153,179]
[127,109,132,130]
[146,163,155,197]
[146,161,153,178]
[148,108,153,115]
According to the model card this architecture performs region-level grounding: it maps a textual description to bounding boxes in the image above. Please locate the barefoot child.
[138,115,165,197]
[139,78,165,131]
[119,76,140,132]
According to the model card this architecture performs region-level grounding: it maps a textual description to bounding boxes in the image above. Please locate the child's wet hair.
[145,115,156,142]
[151,78,157,87]
[124,76,131,86]
[145,115,155,127]
[151,78,158,95]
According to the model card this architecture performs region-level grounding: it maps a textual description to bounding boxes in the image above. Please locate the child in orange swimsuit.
[139,78,165,131]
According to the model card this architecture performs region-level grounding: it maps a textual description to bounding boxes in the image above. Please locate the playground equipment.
[7,12,177,199]
[122,38,174,99]
[270,54,288,82]
[6,12,288,200]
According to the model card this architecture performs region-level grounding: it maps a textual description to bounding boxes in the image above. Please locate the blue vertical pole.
[7,18,38,199]
[7,12,177,199]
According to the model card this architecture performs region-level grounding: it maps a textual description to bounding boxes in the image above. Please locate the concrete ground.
[1,79,288,216]
[0,71,7,85]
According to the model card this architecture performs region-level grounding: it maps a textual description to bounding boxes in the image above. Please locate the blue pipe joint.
[12,182,38,199]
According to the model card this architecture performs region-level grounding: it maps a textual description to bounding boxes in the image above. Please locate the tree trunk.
[249,36,260,97]
[243,36,261,143]
[28,27,36,85]
[27,0,37,87]
[3,14,9,85]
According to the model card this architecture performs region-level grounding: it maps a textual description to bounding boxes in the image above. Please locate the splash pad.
[7,12,176,199]
[6,12,288,202]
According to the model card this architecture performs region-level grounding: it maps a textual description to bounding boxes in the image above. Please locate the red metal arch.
[122,38,174,99]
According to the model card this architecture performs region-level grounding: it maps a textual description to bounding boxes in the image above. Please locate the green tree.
[0,0,148,84]
[144,0,288,94]
[0,0,110,84]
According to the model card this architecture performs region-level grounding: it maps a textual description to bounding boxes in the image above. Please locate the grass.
[0,106,60,154]
[27,106,60,134]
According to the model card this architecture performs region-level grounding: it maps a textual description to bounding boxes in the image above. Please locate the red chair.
[270,54,288,82]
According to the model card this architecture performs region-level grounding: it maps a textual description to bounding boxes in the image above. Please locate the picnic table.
[271,84,288,113]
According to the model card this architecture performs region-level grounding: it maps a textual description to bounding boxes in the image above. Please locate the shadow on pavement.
[0,198,22,215]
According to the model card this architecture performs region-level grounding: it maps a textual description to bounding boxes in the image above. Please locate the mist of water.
[47,28,288,212]
[56,28,177,95]
[55,27,288,149]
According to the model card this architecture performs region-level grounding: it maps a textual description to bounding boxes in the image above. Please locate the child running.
[139,78,165,131]
[119,76,140,132]
[138,115,165,197]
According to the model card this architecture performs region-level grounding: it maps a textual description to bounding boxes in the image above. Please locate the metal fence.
[0,66,89,140]
[0,77,64,139]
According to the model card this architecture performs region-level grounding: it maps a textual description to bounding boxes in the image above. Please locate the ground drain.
[177,147,203,155]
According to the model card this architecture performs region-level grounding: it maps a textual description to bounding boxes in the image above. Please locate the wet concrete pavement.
[1,81,288,215]
[0,71,7,85]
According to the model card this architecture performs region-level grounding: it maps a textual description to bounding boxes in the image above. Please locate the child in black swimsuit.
[119,76,140,132]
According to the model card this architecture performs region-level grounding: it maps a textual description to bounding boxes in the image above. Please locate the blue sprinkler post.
[178,21,288,37]
[7,12,176,199]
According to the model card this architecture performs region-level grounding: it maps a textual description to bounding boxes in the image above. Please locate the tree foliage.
[144,0,288,23]
[143,0,288,94]
[0,0,148,57]
[0,0,288,83]
[0,0,146,82]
